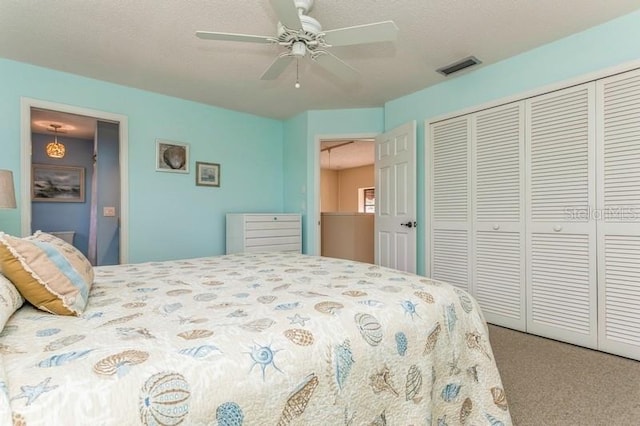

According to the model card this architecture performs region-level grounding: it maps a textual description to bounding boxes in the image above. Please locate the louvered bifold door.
[472,103,526,330]
[596,68,640,361]
[428,117,472,292]
[525,83,598,348]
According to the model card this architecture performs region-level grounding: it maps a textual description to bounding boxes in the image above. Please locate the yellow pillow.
[0,232,94,316]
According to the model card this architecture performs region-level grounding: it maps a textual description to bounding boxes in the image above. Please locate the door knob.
[401,221,417,228]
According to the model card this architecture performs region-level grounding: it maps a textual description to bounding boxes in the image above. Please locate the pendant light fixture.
[46,124,65,159]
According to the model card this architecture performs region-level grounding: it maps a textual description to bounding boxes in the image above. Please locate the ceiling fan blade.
[196,31,274,44]
[313,51,359,82]
[322,20,399,47]
[260,55,294,80]
[269,0,303,30]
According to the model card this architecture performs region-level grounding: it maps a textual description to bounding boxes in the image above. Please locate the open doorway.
[20,98,129,264]
[319,138,375,263]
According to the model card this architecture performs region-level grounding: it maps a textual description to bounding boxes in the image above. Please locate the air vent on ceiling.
[436,56,482,76]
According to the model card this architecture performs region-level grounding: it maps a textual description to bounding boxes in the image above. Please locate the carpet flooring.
[488,325,640,426]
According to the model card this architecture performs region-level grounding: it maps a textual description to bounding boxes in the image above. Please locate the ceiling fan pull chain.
[295,59,301,89]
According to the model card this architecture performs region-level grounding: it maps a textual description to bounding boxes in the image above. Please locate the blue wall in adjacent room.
[31,133,94,256]
[96,121,120,266]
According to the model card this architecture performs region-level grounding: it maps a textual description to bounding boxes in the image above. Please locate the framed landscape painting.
[32,164,85,202]
[195,161,220,187]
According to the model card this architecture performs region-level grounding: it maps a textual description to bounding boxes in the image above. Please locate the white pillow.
[0,273,24,330]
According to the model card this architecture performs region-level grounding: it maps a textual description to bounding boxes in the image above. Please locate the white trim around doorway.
[314,132,377,256]
[20,97,129,263]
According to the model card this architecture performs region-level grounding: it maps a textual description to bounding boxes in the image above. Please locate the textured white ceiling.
[2,1,639,120]
[31,109,97,140]
[321,139,374,170]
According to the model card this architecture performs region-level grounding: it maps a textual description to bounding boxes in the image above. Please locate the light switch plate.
[103,206,116,217]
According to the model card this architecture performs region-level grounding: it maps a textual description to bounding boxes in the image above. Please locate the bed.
[0,233,512,425]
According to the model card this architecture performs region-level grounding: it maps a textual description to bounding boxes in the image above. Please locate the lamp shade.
[0,169,17,209]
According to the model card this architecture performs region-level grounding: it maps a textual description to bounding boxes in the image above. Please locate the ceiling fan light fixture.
[291,41,307,57]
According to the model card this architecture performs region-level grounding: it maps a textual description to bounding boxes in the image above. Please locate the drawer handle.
[492,224,500,230]
[273,217,278,220]
[553,225,563,232]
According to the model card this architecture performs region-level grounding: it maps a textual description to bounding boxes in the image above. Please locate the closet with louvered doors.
[429,116,472,293]
[429,84,599,346]
[596,68,640,360]
[429,105,527,331]
[525,83,598,349]
[428,67,640,359]
[472,103,526,331]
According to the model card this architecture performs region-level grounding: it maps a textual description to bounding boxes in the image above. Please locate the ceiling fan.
[196,0,398,85]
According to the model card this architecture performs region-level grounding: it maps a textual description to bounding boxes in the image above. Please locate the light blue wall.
[283,108,383,254]
[0,58,284,262]
[385,9,640,275]
[283,112,308,248]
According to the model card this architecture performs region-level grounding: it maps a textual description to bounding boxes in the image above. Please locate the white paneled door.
[375,121,417,273]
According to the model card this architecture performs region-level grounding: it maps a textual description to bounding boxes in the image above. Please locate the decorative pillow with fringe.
[0,231,93,316]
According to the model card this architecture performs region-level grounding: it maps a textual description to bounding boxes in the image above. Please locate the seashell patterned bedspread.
[0,252,512,425]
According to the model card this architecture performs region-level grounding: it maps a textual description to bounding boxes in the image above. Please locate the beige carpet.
[488,325,640,426]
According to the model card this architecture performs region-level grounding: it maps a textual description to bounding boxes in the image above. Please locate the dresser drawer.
[244,214,300,224]
[245,235,300,249]
[246,221,300,232]
[245,243,301,253]
[246,228,300,239]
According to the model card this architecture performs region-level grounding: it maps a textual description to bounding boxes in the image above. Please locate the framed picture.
[195,161,220,187]
[156,139,189,173]
[32,164,85,203]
